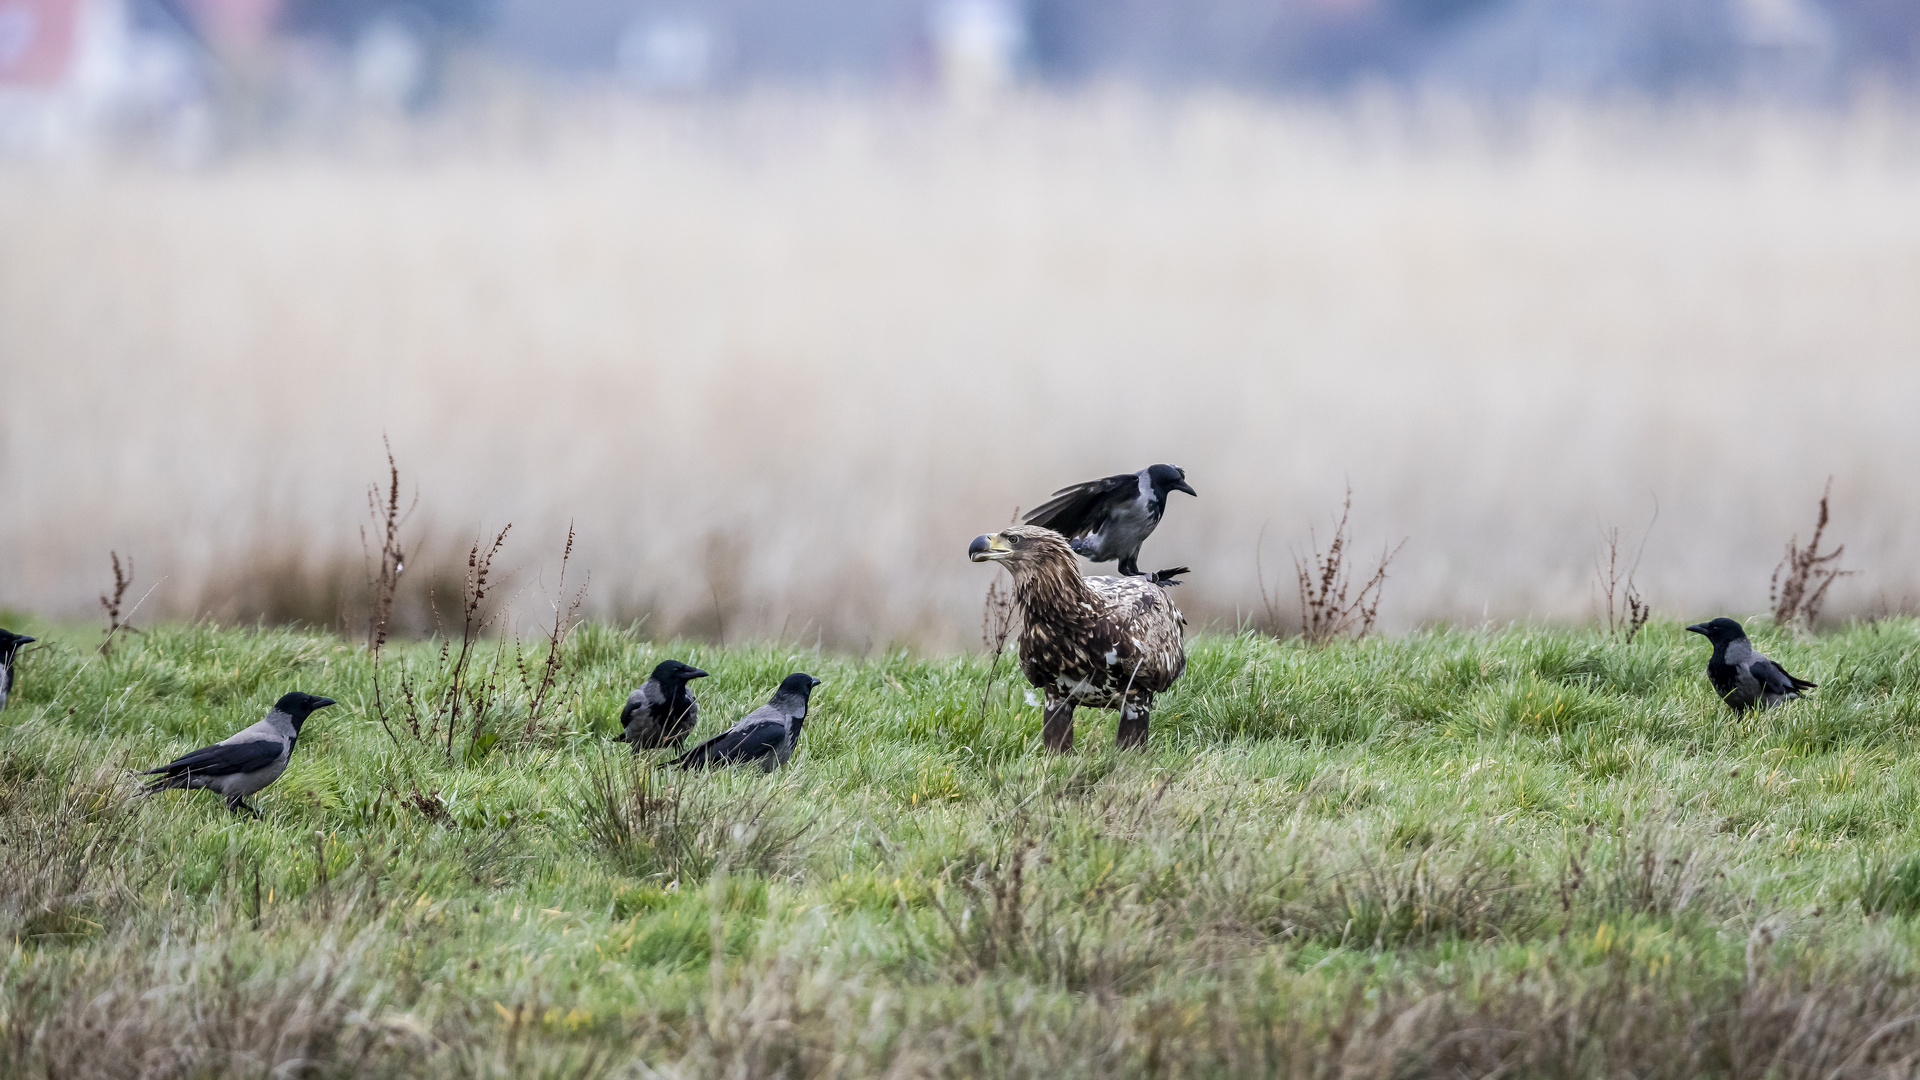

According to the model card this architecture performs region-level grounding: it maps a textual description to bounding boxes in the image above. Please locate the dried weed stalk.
[519,522,586,740]
[371,526,514,762]
[1264,487,1404,643]
[361,437,415,653]
[97,551,136,654]
[976,576,1016,723]
[974,507,1021,723]
[1772,478,1853,629]
[1596,508,1655,643]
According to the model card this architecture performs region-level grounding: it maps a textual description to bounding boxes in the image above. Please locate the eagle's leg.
[1042,694,1076,753]
[1116,693,1151,749]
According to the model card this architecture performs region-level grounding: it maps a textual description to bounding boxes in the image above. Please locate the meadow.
[7,92,1920,644]
[8,615,1920,1076]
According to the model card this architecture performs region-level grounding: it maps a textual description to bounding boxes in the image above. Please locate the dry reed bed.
[4,93,1920,646]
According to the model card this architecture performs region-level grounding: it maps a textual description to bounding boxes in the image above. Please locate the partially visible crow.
[0,628,34,710]
[1023,464,1196,577]
[1686,618,1817,713]
[615,660,708,750]
[674,673,820,772]
[138,692,335,817]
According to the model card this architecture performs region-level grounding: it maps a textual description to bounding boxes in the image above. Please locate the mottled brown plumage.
[969,525,1187,752]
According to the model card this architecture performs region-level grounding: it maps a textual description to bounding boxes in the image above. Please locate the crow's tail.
[134,769,183,795]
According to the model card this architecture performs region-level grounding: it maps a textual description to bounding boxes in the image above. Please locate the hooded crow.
[139,692,335,816]
[1686,618,1816,714]
[0,628,34,710]
[673,673,820,772]
[615,660,708,750]
[1023,464,1196,577]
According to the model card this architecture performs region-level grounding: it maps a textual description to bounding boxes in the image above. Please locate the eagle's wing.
[1023,473,1140,538]
[1087,575,1188,693]
[142,739,282,780]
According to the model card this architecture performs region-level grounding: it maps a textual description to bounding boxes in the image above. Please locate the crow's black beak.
[687,668,710,680]
[1685,623,1709,636]
[313,697,337,709]
[970,533,1011,562]
[809,676,822,688]
[1173,480,1197,498]
[16,635,34,644]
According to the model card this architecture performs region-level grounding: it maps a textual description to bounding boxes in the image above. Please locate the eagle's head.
[969,524,1077,576]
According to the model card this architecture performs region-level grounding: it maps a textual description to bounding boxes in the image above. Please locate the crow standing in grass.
[138,692,335,817]
[674,673,820,772]
[971,525,1186,752]
[614,660,708,750]
[1022,464,1196,578]
[0,629,34,710]
[1687,618,1817,714]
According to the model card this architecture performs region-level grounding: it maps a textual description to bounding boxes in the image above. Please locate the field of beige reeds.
[4,92,1919,648]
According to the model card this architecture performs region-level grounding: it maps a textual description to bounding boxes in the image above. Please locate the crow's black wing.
[1752,657,1816,694]
[142,739,281,778]
[1023,474,1139,538]
[675,720,786,769]
[1705,658,1741,701]
[663,697,699,746]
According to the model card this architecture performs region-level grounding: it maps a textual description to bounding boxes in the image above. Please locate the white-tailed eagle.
[969,525,1187,751]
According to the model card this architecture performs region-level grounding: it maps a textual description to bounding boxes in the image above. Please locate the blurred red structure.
[0,0,78,84]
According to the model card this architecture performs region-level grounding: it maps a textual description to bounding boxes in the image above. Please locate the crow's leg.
[1117,554,1142,577]
[1042,695,1076,753]
[1116,693,1151,749]
[228,796,262,818]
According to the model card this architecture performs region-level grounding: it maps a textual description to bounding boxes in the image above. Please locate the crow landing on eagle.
[1022,464,1195,578]
[970,525,1187,752]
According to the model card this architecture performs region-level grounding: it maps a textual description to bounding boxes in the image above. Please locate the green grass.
[7,617,1920,1076]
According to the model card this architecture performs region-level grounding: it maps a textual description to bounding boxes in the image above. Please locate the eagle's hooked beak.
[969,533,1012,562]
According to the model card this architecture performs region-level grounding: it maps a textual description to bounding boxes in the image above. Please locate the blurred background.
[3,0,1919,648]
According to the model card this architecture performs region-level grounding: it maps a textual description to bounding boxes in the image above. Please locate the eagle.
[1022,464,1196,577]
[969,524,1187,752]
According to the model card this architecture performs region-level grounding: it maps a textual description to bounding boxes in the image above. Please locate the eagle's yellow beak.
[969,533,1012,562]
